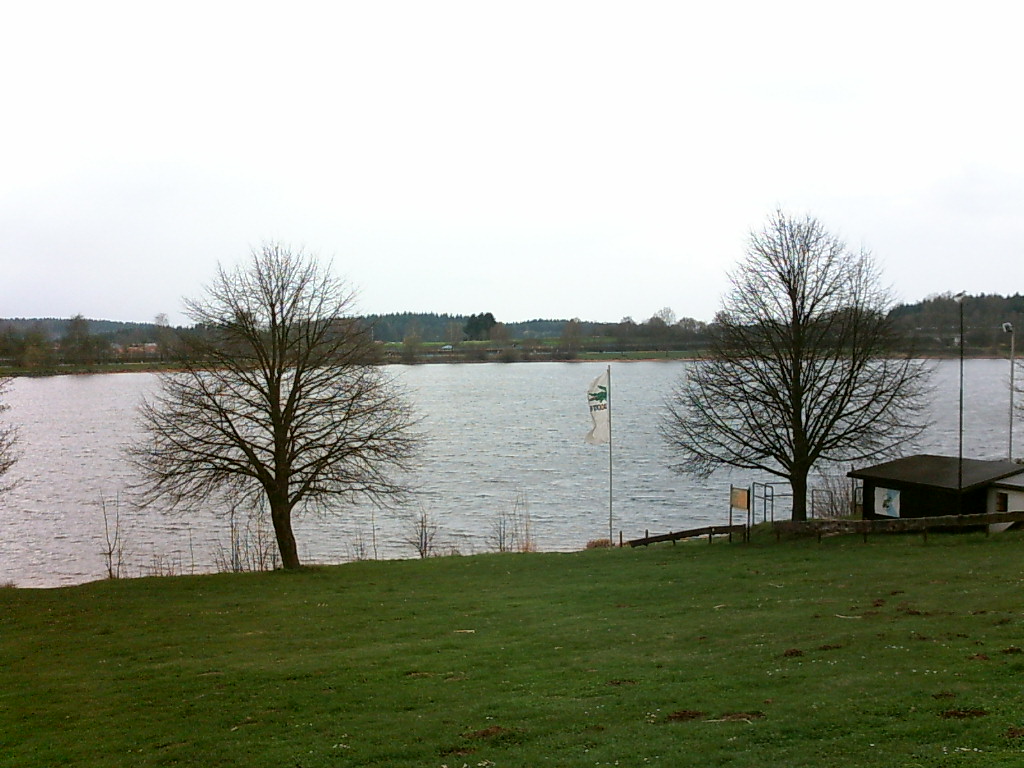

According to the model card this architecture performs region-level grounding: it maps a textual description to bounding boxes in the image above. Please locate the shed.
[989,472,1024,516]
[847,455,1024,519]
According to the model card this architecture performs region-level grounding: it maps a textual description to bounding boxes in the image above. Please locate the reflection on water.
[0,359,1015,587]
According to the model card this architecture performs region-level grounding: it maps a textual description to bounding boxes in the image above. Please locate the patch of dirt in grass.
[714,712,766,722]
[932,692,957,700]
[940,709,988,719]
[968,653,990,661]
[154,741,192,750]
[897,601,950,617]
[782,648,803,657]
[666,710,704,722]
[1006,727,1024,739]
[1001,646,1023,655]
[441,747,476,757]
[463,725,512,740]
[607,679,637,686]
[818,643,843,651]
[229,717,258,731]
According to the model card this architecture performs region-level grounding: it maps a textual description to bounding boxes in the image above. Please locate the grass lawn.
[3,530,1024,767]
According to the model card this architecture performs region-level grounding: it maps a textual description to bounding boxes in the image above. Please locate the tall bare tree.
[0,377,18,493]
[662,211,930,521]
[131,244,420,568]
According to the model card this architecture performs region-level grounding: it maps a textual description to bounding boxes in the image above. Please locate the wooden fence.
[626,524,748,547]
[624,512,1024,549]
[772,511,1024,542]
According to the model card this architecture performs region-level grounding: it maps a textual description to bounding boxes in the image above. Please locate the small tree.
[662,211,930,521]
[463,313,497,341]
[401,323,422,364]
[403,507,438,558]
[131,243,421,569]
[558,318,582,359]
[18,323,55,372]
[61,314,108,367]
[154,312,174,361]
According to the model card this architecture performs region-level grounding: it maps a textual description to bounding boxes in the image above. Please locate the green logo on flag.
[588,385,608,404]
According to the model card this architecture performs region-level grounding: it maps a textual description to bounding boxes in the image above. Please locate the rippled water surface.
[0,359,1016,587]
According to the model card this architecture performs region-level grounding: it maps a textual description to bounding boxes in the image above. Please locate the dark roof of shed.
[847,454,1024,492]
[993,473,1024,491]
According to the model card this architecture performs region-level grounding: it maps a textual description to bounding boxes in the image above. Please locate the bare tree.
[0,377,17,493]
[403,507,439,559]
[662,211,930,521]
[558,318,582,359]
[652,306,677,326]
[130,244,421,569]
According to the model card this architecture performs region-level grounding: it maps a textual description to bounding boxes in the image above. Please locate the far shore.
[0,349,1003,378]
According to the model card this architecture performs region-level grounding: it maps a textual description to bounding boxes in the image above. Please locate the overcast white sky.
[2,1,1022,326]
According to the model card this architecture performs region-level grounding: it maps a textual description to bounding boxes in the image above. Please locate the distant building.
[848,454,1024,519]
[113,342,161,360]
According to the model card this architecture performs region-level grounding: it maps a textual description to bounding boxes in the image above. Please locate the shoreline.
[0,351,1008,378]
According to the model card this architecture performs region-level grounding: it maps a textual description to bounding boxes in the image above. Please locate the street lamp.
[1005,322,1016,460]
[955,292,966,500]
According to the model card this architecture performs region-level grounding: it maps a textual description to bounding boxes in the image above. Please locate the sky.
[2,1,1023,326]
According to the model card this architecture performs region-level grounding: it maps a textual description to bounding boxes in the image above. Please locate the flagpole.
[585,366,613,545]
[606,365,613,545]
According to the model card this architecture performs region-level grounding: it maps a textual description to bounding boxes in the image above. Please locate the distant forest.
[889,292,1024,352]
[361,295,1024,354]
[0,317,165,342]
[362,313,569,343]
[2,292,1022,370]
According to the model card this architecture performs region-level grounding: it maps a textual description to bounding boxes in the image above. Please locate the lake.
[0,358,1016,587]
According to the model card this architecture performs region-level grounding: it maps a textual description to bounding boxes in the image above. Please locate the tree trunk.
[269,495,301,569]
[790,470,809,522]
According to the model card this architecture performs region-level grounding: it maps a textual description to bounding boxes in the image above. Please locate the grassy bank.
[3,532,1024,766]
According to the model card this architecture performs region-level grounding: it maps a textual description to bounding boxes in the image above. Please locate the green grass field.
[3,531,1024,767]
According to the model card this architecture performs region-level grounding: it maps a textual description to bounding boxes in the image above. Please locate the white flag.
[585,369,610,445]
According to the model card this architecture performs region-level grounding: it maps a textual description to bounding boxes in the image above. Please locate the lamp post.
[955,292,966,501]
[1005,322,1016,460]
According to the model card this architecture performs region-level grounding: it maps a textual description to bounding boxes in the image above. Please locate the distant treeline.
[362,313,570,343]
[2,292,1022,371]
[361,295,1024,352]
[888,292,1024,353]
[0,317,167,343]
[0,316,177,371]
